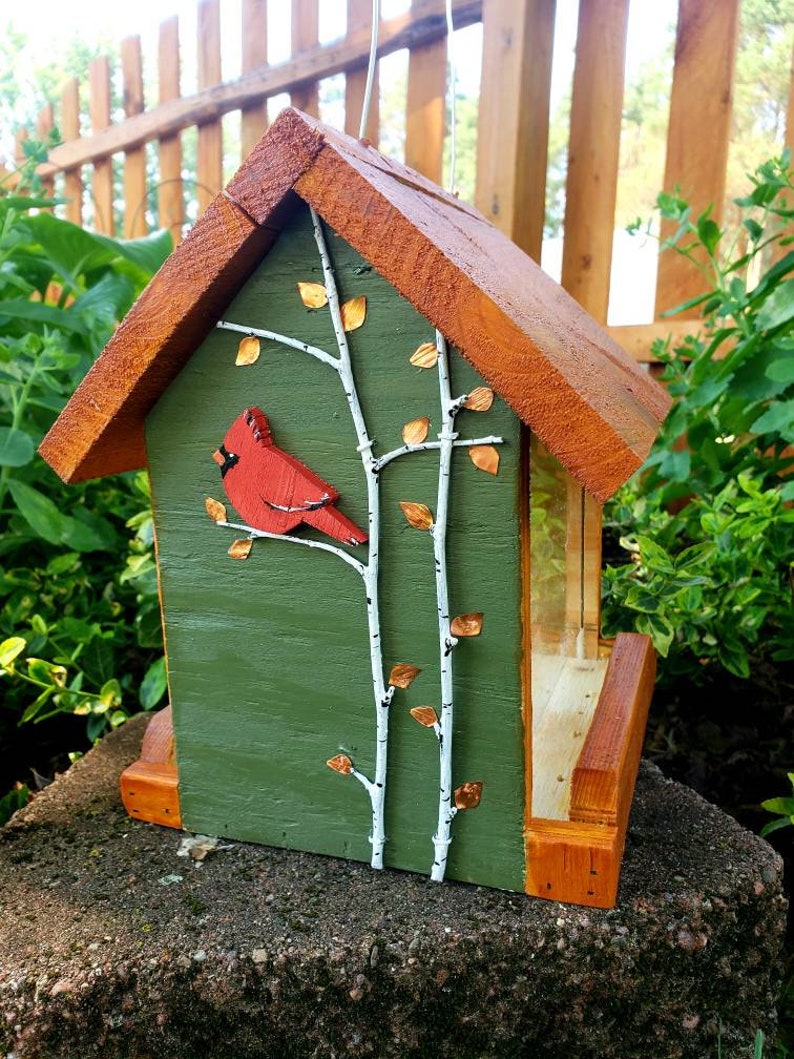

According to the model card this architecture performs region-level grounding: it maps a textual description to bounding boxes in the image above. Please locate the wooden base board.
[525,633,656,908]
[120,705,182,829]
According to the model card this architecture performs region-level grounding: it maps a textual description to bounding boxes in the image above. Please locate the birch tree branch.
[216,319,341,370]
[375,435,504,471]
[217,520,366,577]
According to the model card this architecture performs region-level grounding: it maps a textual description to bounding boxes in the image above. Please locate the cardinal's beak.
[212,449,225,466]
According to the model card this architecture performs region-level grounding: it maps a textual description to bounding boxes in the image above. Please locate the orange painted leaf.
[297,281,328,308]
[402,416,430,445]
[469,445,500,475]
[451,612,484,637]
[205,496,228,522]
[389,663,421,689]
[228,538,253,560]
[326,754,353,775]
[341,296,367,331]
[235,335,261,366]
[463,387,494,412]
[409,341,438,369]
[399,501,434,530]
[454,781,483,810]
[410,706,439,728]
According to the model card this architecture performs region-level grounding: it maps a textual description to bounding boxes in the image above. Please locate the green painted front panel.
[145,204,525,889]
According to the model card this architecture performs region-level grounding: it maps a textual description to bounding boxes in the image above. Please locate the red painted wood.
[217,407,368,544]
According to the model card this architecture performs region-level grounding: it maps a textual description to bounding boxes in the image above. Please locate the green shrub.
[602,152,794,684]
[0,152,171,758]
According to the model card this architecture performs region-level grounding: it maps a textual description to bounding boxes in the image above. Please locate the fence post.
[89,57,114,235]
[291,0,320,117]
[122,36,147,238]
[60,79,83,227]
[560,0,629,325]
[197,0,223,216]
[476,0,554,262]
[405,0,446,183]
[654,0,740,318]
[241,0,269,158]
[158,17,185,245]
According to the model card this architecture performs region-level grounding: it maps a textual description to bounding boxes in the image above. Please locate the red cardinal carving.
[213,407,368,546]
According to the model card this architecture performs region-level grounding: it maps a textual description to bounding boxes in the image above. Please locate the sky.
[6,0,679,108]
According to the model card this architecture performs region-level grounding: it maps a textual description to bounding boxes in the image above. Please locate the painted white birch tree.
[206,207,502,877]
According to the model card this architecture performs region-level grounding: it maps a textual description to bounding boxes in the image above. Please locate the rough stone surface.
[0,715,786,1059]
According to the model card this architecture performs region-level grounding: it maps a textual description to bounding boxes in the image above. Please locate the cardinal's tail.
[303,504,368,546]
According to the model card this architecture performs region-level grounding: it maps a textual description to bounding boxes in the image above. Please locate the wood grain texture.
[405,6,446,184]
[158,17,185,246]
[35,104,55,204]
[39,195,279,482]
[41,109,669,504]
[561,0,629,322]
[531,655,607,819]
[655,0,740,317]
[120,706,182,829]
[570,632,656,828]
[344,0,379,144]
[292,0,320,117]
[89,57,113,235]
[122,37,147,239]
[476,0,555,261]
[60,79,82,226]
[524,818,620,908]
[147,205,526,887]
[39,1,482,177]
[563,483,602,658]
[197,0,223,216]
[241,0,269,158]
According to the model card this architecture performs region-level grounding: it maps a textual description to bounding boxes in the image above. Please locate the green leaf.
[696,213,721,256]
[760,796,794,816]
[750,400,794,437]
[0,637,27,668]
[96,228,172,276]
[7,480,67,544]
[20,687,55,724]
[742,218,763,241]
[635,613,675,657]
[80,636,116,686]
[757,278,794,332]
[764,357,794,385]
[140,656,168,711]
[26,657,67,687]
[60,510,117,553]
[0,298,88,334]
[636,535,676,575]
[760,816,794,838]
[99,679,122,709]
[0,784,29,826]
[0,427,35,467]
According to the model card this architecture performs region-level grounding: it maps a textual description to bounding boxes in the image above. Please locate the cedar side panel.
[144,206,526,888]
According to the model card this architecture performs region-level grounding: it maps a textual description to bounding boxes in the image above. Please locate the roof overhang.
[40,108,670,503]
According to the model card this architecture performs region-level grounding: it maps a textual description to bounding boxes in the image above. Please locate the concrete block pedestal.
[0,715,786,1059]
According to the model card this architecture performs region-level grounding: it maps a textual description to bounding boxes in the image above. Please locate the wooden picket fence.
[22,0,794,361]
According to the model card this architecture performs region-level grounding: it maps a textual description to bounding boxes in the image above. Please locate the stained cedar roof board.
[39,107,670,503]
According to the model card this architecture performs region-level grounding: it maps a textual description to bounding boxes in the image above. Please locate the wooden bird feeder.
[40,109,670,908]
